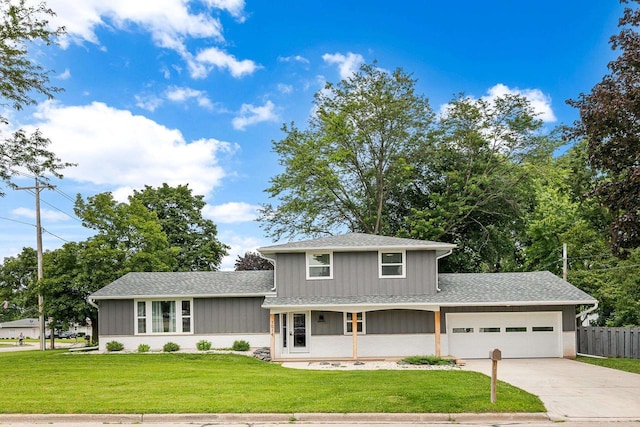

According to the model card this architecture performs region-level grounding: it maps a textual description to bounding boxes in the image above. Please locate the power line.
[0,216,36,228]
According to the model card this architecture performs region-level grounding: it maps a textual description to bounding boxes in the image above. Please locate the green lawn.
[576,355,640,374]
[0,350,544,414]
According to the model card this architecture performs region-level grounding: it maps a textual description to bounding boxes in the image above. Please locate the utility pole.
[16,178,54,351]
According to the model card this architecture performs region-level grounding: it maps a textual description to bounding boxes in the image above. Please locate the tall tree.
[0,0,69,196]
[566,0,640,256]
[260,62,434,240]
[234,251,273,271]
[404,94,555,272]
[0,247,38,322]
[130,184,228,271]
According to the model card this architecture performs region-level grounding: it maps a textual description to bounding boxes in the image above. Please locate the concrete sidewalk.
[462,358,640,422]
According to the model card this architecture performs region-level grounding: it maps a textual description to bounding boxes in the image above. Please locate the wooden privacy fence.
[577,326,640,359]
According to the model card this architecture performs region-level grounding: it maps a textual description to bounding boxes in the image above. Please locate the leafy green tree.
[404,94,555,272]
[0,0,69,196]
[260,62,435,240]
[234,251,273,271]
[130,184,228,271]
[0,247,38,322]
[566,0,640,256]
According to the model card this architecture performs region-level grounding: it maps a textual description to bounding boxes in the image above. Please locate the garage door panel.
[447,312,562,359]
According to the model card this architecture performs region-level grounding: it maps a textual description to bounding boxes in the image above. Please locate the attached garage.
[446,311,563,359]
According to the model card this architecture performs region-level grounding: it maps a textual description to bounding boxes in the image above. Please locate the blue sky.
[0,0,627,270]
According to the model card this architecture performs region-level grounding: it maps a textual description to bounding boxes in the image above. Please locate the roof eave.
[91,292,277,301]
[258,243,457,254]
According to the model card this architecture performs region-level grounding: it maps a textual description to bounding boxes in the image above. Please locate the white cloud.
[166,86,213,109]
[203,0,246,22]
[217,231,268,271]
[58,69,71,80]
[30,101,238,199]
[322,52,364,80]
[277,83,293,94]
[483,83,556,123]
[278,55,310,64]
[192,47,259,79]
[204,202,259,224]
[134,94,164,112]
[47,1,256,79]
[11,207,71,223]
[232,100,279,130]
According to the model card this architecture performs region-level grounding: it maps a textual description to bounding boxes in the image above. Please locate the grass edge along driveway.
[576,355,640,374]
[0,351,544,414]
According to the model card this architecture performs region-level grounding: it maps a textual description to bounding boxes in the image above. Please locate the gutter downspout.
[576,301,599,325]
[435,249,453,292]
[87,297,98,310]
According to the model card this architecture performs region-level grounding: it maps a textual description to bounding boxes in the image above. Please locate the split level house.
[89,233,597,359]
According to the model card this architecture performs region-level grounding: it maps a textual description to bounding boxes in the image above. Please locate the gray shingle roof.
[90,271,274,300]
[262,271,596,309]
[258,232,456,253]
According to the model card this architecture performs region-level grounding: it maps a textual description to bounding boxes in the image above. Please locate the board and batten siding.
[367,309,435,334]
[440,305,576,332]
[275,250,437,298]
[99,299,134,336]
[194,297,269,334]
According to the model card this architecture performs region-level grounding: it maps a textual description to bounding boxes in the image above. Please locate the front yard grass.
[0,350,544,414]
[576,355,640,374]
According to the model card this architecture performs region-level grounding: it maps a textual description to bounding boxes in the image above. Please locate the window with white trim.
[306,252,333,279]
[344,312,366,334]
[379,251,406,278]
[135,299,193,334]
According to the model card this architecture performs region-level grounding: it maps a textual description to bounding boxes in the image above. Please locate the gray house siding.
[99,300,134,336]
[440,305,576,332]
[194,297,269,334]
[367,309,435,334]
[275,251,437,298]
[311,311,343,335]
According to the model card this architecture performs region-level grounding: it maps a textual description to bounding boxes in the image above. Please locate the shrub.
[196,339,212,351]
[106,341,124,352]
[401,355,452,365]
[232,340,250,351]
[163,342,180,352]
[137,343,150,353]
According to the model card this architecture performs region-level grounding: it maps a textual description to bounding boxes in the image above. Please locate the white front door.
[289,312,309,353]
[446,311,563,359]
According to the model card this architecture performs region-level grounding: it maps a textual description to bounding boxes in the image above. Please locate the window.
[452,327,474,333]
[479,327,501,333]
[344,312,366,334]
[379,251,406,278]
[506,327,527,332]
[532,326,554,332]
[137,301,146,334]
[307,252,333,279]
[135,299,193,335]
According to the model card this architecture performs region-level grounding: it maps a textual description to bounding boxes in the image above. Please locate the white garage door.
[446,311,562,359]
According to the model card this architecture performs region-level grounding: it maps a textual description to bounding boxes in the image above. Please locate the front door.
[290,312,309,353]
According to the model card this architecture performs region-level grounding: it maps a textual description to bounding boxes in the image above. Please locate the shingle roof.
[262,271,596,309]
[0,318,39,328]
[258,232,456,253]
[90,271,274,300]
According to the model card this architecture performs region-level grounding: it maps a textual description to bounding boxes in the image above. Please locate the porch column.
[352,312,358,360]
[434,310,441,357]
[269,313,275,360]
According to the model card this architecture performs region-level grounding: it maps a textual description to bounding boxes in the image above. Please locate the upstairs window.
[379,251,406,278]
[306,252,333,279]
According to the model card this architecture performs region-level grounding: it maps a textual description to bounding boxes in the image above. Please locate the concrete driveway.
[462,358,640,421]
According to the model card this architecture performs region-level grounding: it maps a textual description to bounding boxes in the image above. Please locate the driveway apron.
[462,358,640,420]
